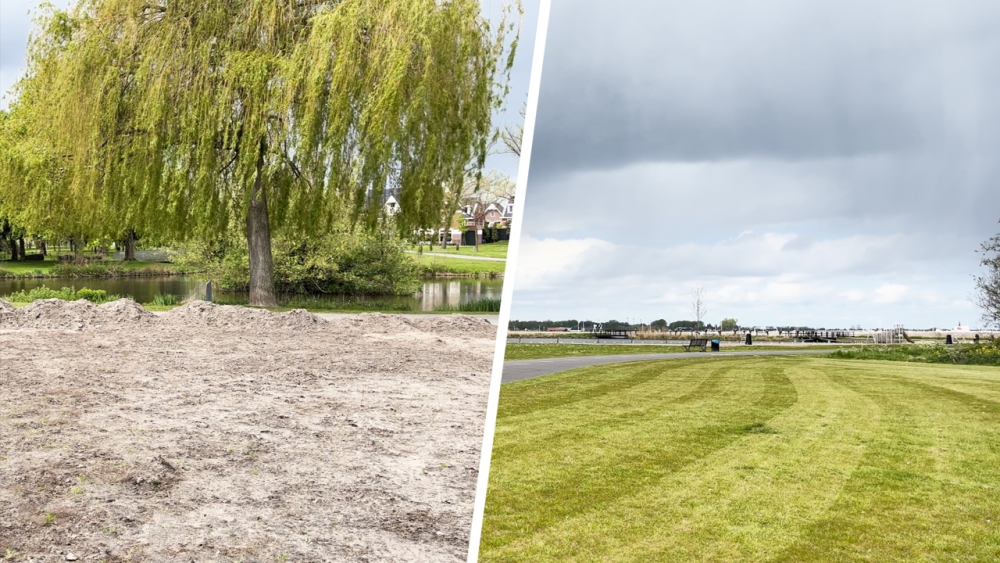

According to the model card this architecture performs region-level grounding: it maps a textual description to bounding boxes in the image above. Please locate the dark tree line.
[1,219,25,261]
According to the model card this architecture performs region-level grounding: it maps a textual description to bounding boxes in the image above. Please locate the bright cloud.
[510,234,984,328]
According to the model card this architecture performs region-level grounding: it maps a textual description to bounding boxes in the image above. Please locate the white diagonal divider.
[466,0,553,560]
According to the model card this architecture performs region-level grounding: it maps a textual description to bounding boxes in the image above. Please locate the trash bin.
[745,333,753,346]
[711,339,720,352]
[945,334,953,345]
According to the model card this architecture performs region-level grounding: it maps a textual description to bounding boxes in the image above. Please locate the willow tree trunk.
[246,147,278,307]
[123,229,137,261]
[17,237,25,260]
[8,237,16,261]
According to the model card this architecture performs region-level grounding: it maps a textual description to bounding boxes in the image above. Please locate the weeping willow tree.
[1,0,519,305]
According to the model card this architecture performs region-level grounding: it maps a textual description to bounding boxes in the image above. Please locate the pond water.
[0,276,503,311]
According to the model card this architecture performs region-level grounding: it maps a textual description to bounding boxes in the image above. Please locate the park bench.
[682,338,708,352]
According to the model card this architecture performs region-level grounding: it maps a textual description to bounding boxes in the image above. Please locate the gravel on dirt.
[0,299,496,562]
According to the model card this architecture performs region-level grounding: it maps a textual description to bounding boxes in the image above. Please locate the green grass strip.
[480,357,1000,562]
[410,253,507,276]
[484,358,798,559]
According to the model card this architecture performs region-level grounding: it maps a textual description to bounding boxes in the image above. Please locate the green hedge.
[3,286,122,304]
[831,341,1000,366]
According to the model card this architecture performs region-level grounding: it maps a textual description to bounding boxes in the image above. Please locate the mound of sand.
[275,308,326,330]
[0,298,491,339]
[1,298,495,562]
[0,298,158,330]
[347,312,418,334]
[8,298,99,330]
[98,298,158,325]
[160,300,326,331]
[409,315,498,338]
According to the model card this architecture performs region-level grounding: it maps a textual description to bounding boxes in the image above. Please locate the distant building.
[501,200,514,224]
[384,195,400,216]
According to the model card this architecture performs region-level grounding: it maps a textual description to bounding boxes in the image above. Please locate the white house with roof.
[383,195,400,216]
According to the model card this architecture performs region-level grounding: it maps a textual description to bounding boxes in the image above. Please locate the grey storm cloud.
[518,0,1000,245]
[509,0,1000,327]
[529,0,1000,180]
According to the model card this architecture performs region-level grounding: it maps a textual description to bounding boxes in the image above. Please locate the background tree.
[0,39,134,256]
[720,318,738,332]
[668,319,704,331]
[975,222,1000,322]
[499,102,526,157]
[650,319,667,331]
[3,0,520,305]
[0,218,20,261]
[691,285,708,331]
[602,319,630,330]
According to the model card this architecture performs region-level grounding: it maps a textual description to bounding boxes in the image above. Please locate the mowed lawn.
[481,356,1000,562]
[0,259,174,275]
[410,253,507,275]
[412,240,509,258]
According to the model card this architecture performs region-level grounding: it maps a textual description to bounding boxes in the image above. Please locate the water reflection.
[0,276,503,311]
[416,279,500,311]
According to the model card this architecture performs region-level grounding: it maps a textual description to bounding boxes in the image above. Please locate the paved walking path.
[502,349,833,383]
[406,250,506,262]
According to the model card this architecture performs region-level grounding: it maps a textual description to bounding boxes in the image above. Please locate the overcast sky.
[0,0,536,178]
[511,0,1000,329]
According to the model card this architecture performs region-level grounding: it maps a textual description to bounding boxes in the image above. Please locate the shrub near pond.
[207,232,420,296]
[434,298,502,313]
[149,293,179,306]
[3,286,123,304]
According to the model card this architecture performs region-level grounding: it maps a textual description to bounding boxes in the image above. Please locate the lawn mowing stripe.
[492,360,780,469]
[482,358,798,558]
[497,358,713,419]
[765,359,1000,563]
[484,358,880,562]
[872,360,1000,406]
[481,357,1000,563]
[489,363,754,496]
[493,361,723,459]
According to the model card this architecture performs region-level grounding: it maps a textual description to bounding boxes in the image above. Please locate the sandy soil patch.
[0,299,497,562]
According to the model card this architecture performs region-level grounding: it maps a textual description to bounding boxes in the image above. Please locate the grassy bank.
[0,260,194,278]
[433,298,501,313]
[832,342,1000,366]
[504,343,840,360]
[412,240,509,259]
[481,356,1000,562]
[411,253,506,277]
[2,286,124,304]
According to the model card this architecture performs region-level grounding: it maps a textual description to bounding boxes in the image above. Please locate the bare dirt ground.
[0,299,498,563]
